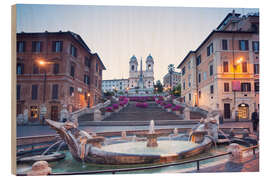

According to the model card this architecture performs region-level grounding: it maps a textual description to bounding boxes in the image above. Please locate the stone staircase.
[103,102,181,121]
[78,101,206,126]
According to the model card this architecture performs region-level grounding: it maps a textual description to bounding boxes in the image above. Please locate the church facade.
[128,54,154,90]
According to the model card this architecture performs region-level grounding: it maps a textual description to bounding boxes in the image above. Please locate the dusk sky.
[16,4,258,82]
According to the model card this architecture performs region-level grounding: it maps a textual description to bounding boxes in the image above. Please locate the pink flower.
[112,104,119,109]
[164,104,172,109]
[106,107,113,112]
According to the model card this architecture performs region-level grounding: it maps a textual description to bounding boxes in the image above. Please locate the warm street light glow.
[38,60,46,65]
[236,57,243,64]
[87,93,90,97]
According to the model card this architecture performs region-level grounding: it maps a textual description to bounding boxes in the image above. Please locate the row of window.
[222,61,259,74]
[220,40,259,52]
[17,41,64,53]
[222,39,259,52]
[17,84,59,100]
[17,84,93,102]
[17,41,100,65]
[17,62,101,86]
[222,82,259,92]
[183,40,259,75]
[195,40,259,67]
[17,63,60,75]
[183,81,259,102]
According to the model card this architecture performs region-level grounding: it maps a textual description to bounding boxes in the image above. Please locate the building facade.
[102,79,129,93]
[163,71,181,89]
[16,31,106,122]
[177,11,259,121]
[128,54,154,89]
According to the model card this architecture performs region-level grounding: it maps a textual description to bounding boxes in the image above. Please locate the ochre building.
[177,11,259,121]
[16,31,106,122]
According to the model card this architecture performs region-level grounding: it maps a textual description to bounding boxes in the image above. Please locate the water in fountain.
[132,135,136,142]
[173,128,178,136]
[218,129,231,142]
[42,140,63,155]
[149,120,155,134]
[81,160,86,168]
[101,141,198,155]
[56,141,65,152]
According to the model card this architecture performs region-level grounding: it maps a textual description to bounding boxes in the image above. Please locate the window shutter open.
[52,41,56,52]
[60,41,63,52]
[245,40,249,50]
[32,42,36,52]
[40,42,43,52]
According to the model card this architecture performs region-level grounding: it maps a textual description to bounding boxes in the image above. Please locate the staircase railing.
[70,100,111,119]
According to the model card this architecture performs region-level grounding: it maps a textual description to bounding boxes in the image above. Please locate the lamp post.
[232,57,243,121]
[87,92,91,108]
[38,59,55,124]
[40,62,47,103]
[37,60,47,124]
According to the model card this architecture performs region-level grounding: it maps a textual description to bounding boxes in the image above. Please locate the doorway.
[238,103,249,120]
[224,103,231,119]
[51,105,59,121]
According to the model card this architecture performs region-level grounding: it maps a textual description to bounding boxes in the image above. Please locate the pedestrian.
[251,109,259,132]
[219,111,224,124]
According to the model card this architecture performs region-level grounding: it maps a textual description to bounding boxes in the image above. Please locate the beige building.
[177,11,259,121]
[163,71,181,89]
[128,54,154,89]
[102,79,129,93]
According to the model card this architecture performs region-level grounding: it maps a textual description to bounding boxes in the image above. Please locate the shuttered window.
[32,41,43,52]
[52,41,63,52]
[52,84,58,99]
[31,85,38,100]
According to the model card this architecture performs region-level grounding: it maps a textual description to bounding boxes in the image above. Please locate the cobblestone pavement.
[16,121,254,138]
[187,153,259,173]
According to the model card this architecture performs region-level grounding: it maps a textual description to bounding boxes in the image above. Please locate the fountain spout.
[145,120,158,147]
[149,120,155,134]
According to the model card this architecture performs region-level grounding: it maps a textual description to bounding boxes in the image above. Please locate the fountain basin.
[85,137,213,165]
[17,152,65,163]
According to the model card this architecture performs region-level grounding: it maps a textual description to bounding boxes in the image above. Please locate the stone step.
[78,101,205,124]
[79,120,199,126]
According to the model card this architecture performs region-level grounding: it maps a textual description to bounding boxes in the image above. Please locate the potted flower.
[105,106,113,117]
[164,104,172,112]
[172,105,181,115]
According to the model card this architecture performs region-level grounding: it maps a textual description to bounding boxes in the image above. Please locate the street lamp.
[87,92,91,108]
[37,59,48,124]
[37,59,55,124]
[38,60,47,103]
[236,57,243,65]
[232,56,244,121]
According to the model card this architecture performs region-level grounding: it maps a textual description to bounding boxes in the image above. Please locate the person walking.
[251,109,259,132]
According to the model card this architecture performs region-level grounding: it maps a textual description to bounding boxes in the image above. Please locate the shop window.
[30,106,39,119]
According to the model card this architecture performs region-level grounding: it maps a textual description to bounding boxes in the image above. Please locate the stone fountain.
[45,115,219,165]
[143,120,158,147]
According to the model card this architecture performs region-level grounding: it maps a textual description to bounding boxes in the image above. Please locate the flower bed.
[127,96,156,102]
[105,107,114,112]
[135,102,148,108]
[112,104,119,110]
[172,105,181,111]
[161,102,167,106]
[119,100,128,106]
[156,99,163,104]
[164,104,172,109]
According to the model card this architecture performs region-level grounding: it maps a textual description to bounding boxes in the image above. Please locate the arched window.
[131,65,134,71]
